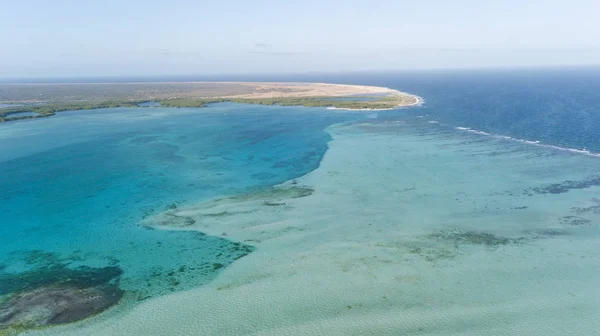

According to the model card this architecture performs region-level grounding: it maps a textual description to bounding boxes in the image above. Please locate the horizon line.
[1,64,600,84]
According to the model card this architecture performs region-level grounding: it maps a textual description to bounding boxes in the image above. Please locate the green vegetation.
[0,94,417,123]
[159,95,414,110]
[0,100,145,122]
[158,98,230,107]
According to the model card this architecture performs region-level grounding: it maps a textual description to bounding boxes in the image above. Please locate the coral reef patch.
[0,251,124,332]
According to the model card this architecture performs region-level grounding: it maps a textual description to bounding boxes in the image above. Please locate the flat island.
[0,82,420,122]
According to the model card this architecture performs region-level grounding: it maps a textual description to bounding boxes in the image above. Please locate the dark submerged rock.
[0,284,123,329]
[571,198,600,215]
[0,252,124,331]
[0,265,123,296]
[429,230,524,247]
[560,216,592,226]
[528,175,600,195]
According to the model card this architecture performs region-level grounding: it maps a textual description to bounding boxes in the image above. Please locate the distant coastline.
[327,94,423,111]
[0,82,421,123]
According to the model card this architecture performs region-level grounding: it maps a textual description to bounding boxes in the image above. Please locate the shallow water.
[3,111,39,118]
[3,70,600,335]
[38,113,600,336]
[137,102,161,107]
[0,104,358,329]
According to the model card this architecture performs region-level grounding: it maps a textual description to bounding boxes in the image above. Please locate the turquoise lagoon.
[2,69,600,335]
[0,103,359,330]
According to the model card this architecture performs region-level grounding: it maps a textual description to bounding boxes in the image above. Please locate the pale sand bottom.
[34,119,600,335]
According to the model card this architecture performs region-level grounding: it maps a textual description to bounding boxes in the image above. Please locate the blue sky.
[1,0,599,78]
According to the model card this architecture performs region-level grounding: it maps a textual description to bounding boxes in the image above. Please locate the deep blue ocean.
[318,68,600,152]
[234,67,600,153]
[1,68,600,309]
[13,67,600,151]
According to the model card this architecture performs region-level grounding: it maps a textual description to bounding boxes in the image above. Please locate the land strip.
[0,82,420,122]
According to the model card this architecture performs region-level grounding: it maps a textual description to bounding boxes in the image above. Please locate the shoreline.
[326,94,423,111]
[0,82,414,100]
[0,82,422,122]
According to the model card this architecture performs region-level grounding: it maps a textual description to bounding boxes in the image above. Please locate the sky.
[1,0,600,78]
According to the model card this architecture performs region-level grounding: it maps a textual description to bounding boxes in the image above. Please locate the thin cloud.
[248,51,307,56]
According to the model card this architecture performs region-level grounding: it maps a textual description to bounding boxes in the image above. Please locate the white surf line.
[449,125,600,158]
[413,117,599,158]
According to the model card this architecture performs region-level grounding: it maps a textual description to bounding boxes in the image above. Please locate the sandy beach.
[222,82,403,98]
[0,82,418,106]
[326,94,423,111]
